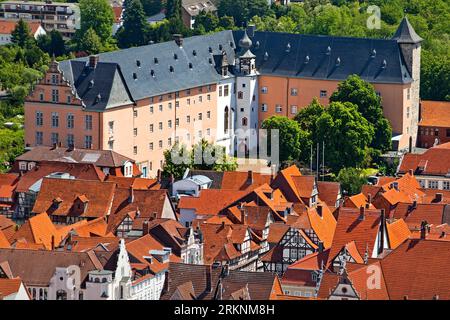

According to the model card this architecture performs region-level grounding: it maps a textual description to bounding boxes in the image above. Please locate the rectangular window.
[176,118,179,126]
[36,111,43,126]
[150,106,154,113]
[67,95,71,104]
[447,129,450,138]
[149,142,153,150]
[159,104,163,112]
[36,131,43,145]
[320,90,327,98]
[238,92,243,99]
[186,89,191,95]
[51,132,59,145]
[51,89,59,103]
[175,101,179,108]
[261,87,268,94]
[67,113,74,129]
[168,120,172,128]
[39,92,44,101]
[108,121,114,134]
[108,140,114,150]
[51,74,59,84]
[133,128,137,136]
[224,85,229,96]
[276,105,282,113]
[66,134,74,147]
[187,98,191,105]
[207,128,210,136]
[186,116,190,123]
[159,95,163,102]
[198,113,202,120]
[159,140,163,149]
[133,146,137,155]
[443,181,450,190]
[51,112,59,128]
[291,105,298,114]
[429,181,438,189]
[168,137,172,146]
[261,104,267,112]
[207,94,211,100]
[198,130,202,138]
[207,111,211,119]
[435,129,439,136]
[219,86,222,97]
[207,85,212,92]
[84,135,92,149]
[149,124,154,133]
[199,96,203,102]
[168,102,172,109]
[133,110,138,117]
[290,88,298,96]
[85,115,92,130]
[159,122,163,130]
[407,107,410,118]
[407,88,411,100]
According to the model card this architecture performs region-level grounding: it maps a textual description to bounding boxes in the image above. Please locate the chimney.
[157,169,162,183]
[51,235,55,250]
[142,220,150,235]
[128,186,134,203]
[317,205,323,218]
[408,169,414,176]
[205,265,212,293]
[420,220,428,239]
[378,209,386,255]
[247,170,253,185]
[359,206,365,220]
[367,193,372,205]
[89,55,99,69]
[173,34,183,47]
[435,193,443,203]
[240,207,248,225]
[318,241,324,253]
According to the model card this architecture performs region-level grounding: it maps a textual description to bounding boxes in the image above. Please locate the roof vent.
[286,43,291,53]
[371,49,376,58]
[208,46,212,53]
[255,41,260,49]
[88,79,94,88]
[208,57,213,64]
[219,44,222,50]
[336,57,341,66]
[95,93,102,103]
[133,73,137,80]
[154,57,158,64]
[382,59,387,69]
[263,51,269,61]
[304,55,310,64]
[192,50,197,56]
[230,41,234,48]
[326,46,331,55]
[169,66,174,73]
[174,53,178,60]
[150,69,155,77]
[136,60,141,67]
[188,62,193,69]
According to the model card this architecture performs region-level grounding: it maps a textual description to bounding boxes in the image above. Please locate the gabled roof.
[386,219,411,249]
[317,181,340,208]
[392,17,423,44]
[419,100,450,127]
[399,144,450,177]
[329,207,382,261]
[16,146,135,168]
[15,161,105,193]
[390,202,448,229]
[0,277,25,299]
[0,215,15,240]
[0,173,19,200]
[306,202,336,248]
[0,20,43,35]
[220,171,272,191]
[380,239,450,299]
[32,178,116,219]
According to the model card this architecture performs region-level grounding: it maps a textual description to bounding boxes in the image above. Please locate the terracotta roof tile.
[317,181,340,208]
[0,20,42,35]
[391,203,446,228]
[386,219,411,249]
[220,171,272,191]
[306,201,336,248]
[0,277,24,299]
[399,144,450,177]
[418,100,450,127]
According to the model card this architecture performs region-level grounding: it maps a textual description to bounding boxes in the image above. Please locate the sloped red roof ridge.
[399,143,450,176]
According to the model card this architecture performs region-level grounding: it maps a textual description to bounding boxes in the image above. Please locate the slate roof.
[392,17,423,44]
[57,25,413,110]
[234,30,412,84]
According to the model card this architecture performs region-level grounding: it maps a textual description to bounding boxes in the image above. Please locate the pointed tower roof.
[392,16,423,44]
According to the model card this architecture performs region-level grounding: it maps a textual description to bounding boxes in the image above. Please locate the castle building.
[24,18,421,178]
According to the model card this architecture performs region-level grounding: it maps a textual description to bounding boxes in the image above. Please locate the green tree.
[141,0,163,16]
[330,75,392,151]
[166,0,182,20]
[116,0,149,48]
[218,16,235,29]
[336,167,367,195]
[11,19,34,48]
[162,143,191,179]
[193,11,219,32]
[37,30,66,57]
[316,101,374,172]
[261,116,307,163]
[79,28,103,55]
[79,0,115,43]
[294,98,325,143]
[421,51,450,101]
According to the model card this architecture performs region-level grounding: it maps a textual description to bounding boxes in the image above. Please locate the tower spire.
[392,16,423,44]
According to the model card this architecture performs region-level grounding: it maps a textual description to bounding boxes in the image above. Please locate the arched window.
[242,117,248,126]
[95,278,100,283]
[56,290,67,300]
[224,106,229,134]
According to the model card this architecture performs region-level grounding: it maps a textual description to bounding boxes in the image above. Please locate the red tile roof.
[32,178,116,219]
[104,175,160,190]
[0,173,19,200]
[0,278,24,299]
[380,239,450,299]
[0,230,10,249]
[386,219,411,249]
[0,20,43,35]
[220,171,272,191]
[398,144,450,177]
[391,203,446,229]
[178,189,250,216]
[0,216,15,241]
[419,100,450,127]
[317,181,340,208]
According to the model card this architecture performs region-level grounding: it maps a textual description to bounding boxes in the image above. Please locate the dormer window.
[136,60,141,67]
